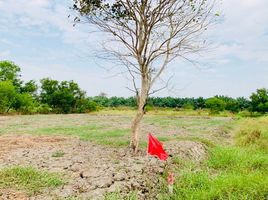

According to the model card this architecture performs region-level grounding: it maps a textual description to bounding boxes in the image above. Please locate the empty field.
[0,111,267,199]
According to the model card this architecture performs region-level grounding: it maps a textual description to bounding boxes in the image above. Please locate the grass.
[0,111,268,199]
[52,150,65,157]
[0,166,63,195]
[158,117,268,200]
[104,191,137,200]
[158,146,268,200]
[234,116,268,153]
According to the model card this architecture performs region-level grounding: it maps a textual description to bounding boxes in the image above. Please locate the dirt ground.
[0,134,207,200]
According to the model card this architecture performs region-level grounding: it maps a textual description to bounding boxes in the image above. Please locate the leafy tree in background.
[236,97,251,111]
[250,88,268,113]
[0,81,17,113]
[13,93,36,114]
[0,61,22,89]
[205,97,226,114]
[40,78,87,113]
[90,96,109,107]
[194,97,206,110]
[20,80,38,97]
[76,98,99,113]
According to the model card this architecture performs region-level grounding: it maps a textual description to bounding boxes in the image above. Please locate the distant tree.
[125,97,137,107]
[0,61,22,89]
[236,97,250,110]
[108,96,127,107]
[0,81,17,113]
[40,78,86,113]
[205,97,226,114]
[76,98,99,113]
[250,88,268,113]
[194,97,206,109]
[13,93,35,114]
[20,80,38,97]
[73,0,218,152]
[98,92,108,97]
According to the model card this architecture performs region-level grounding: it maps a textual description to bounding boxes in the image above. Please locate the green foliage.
[250,88,268,113]
[235,117,268,152]
[207,146,268,171]
[0,60,267,115]
[0,60,22,89]
[40,78,87,113]
[0,166,63,195]
[159,146,268,200]
[76,98,99,113]
[20,80,38,97]
[0,81,17,113]
[52,151,65,157]
[205,97,226,114]
[13,93,36,114]
[36,103,53,114]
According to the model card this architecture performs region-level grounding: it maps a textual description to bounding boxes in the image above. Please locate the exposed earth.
[0,135,207,200]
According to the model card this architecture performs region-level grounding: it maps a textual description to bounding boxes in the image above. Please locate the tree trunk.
[130,104,145,153]
[130,77,149,153]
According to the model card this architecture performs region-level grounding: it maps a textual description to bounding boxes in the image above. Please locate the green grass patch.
[79,129,130,147]
[207,146,268,172]
[234,116,268,153]
[104,191,137,200]
[157,136,171,142]
[0,166,63,195]
[160,170,268,200]
[52,151,65,158]
[159,145,268,200]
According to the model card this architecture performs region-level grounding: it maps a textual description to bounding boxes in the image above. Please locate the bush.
[0,81,17,113]
[13,93,36,114]
[76,99,99,113]
[40,78,87,113]
[0,60,22,89]
[36,104,53,114]
[205,98,226,114]
[250,88,268,113]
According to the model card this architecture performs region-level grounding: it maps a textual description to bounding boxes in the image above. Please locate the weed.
[105,191,137,200]
[52,151,65,158]
[0,166,63,195]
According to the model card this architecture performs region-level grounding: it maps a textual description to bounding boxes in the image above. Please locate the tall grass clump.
[235,116,268,153]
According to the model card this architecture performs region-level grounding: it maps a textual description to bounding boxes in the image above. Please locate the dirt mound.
[165,141,208,162]
[0,135,207,199]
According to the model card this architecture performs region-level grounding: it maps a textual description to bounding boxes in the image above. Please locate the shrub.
[250,88,268,113]
[13,93,35,114]
[76,99,99,113]
[0,81,17,113]
[205,98,226,114]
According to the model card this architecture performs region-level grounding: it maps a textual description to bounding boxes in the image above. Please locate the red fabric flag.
[147,133,168,160]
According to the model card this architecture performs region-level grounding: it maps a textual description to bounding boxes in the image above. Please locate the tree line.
[1,60,268,115]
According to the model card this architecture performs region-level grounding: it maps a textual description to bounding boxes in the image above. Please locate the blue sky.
[0,0,268,98]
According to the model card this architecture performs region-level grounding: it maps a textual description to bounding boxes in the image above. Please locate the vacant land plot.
[0,111,267,199]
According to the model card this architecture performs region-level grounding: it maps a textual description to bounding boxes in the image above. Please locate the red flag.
[147,133,168,160]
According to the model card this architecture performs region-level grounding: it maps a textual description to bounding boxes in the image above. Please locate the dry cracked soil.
[0,135,207,200]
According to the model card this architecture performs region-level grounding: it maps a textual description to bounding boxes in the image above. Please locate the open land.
[0,110,267,200]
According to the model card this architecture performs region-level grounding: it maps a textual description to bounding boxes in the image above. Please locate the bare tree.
[72,0,218,153]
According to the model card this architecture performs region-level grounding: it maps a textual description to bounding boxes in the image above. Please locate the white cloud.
[0,0,90,46]
[206,0,268,63]
[0,0,268,97]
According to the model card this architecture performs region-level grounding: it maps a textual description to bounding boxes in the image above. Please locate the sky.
[0,0,267,98]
